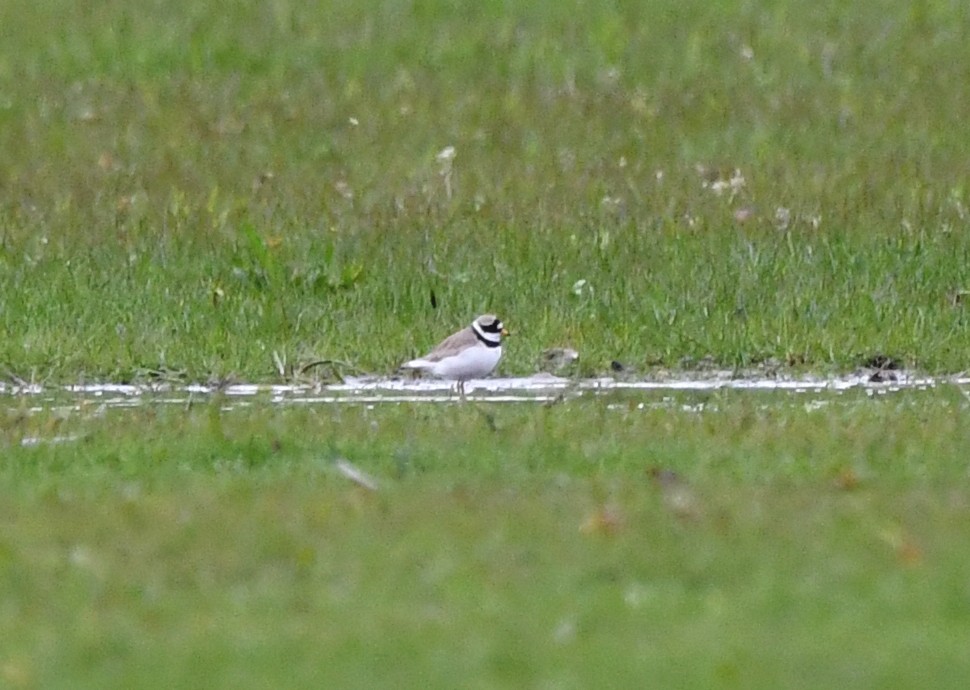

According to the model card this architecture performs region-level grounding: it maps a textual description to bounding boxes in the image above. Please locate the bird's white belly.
[427,345,502,380]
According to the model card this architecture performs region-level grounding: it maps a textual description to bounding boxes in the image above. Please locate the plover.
[401,314,509,396]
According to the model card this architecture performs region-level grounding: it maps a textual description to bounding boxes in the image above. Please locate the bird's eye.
[479,317,503,333]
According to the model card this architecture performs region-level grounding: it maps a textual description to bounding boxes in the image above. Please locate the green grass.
[2,391,970,688]
[2,0,970,687]
[1,0,969,380]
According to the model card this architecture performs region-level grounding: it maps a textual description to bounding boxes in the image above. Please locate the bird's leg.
[457,380,466,402]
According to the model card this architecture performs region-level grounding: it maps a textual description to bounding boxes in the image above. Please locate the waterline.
[0,371,957,409]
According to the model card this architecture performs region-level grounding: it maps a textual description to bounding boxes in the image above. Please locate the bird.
[401,314,509,397]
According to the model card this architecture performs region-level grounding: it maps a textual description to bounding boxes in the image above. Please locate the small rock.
[540,347,579,373]
[868,369,898,383]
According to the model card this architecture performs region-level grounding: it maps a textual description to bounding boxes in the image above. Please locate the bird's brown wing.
[419,327,478,362]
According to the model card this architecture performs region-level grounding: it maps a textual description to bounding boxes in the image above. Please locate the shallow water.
[0,371,959,410]
[9,371,966,448]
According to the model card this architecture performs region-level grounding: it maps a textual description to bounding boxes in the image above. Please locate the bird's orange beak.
[501,327,511,337]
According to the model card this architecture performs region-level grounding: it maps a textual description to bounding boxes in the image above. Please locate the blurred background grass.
[1,0,968,379]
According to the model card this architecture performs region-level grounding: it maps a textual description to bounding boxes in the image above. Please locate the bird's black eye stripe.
[480,319,503,333]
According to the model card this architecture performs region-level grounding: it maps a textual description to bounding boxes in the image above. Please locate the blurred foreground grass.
[1,391,970,687]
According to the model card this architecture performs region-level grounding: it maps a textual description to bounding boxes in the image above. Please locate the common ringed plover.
[401,314,509,396]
